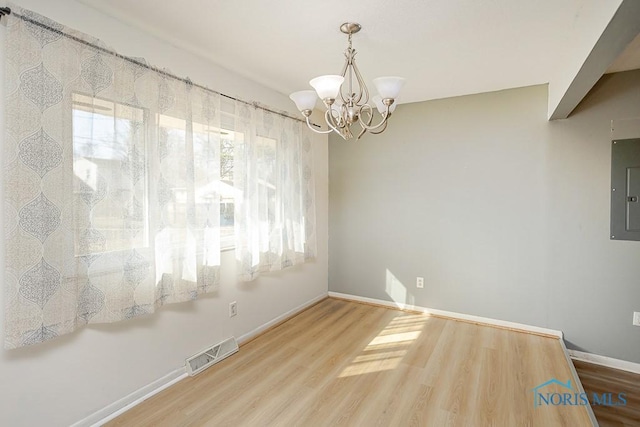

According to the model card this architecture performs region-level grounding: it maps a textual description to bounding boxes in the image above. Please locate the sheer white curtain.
[4,6,223,348]
[234,107,316,281]
[3,5,316,348]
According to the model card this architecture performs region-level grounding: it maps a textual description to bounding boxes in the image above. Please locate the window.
[219,131,236,249]
[256,135,277,235]
[72,94,240,255]
[157,113,240,251]
[72,93,149,255]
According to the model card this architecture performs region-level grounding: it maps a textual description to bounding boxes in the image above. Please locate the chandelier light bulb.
[290,90,318,115]
[372,77,406,100]
[309,75,345,101]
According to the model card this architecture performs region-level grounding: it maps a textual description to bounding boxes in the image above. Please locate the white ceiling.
[78,0,638,106]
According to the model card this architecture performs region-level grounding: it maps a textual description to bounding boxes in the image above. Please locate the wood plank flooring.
[108,298,593,426]
[574,359,640,426]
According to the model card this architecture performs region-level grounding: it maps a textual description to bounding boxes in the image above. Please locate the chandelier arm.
[305,116,333,134]
[361,105,374,127]
[358,104,391,131]
[359,112,390,131]
[338,56,350,104]
[351,59,369,106]
[370,120,389,135]
[355,104,374,139]
[329,105,345,128]
[347,51,354,102]
[325,108,344,137]
[325,105,353,140]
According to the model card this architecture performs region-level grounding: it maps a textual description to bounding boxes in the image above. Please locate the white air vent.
[185,336,239,376]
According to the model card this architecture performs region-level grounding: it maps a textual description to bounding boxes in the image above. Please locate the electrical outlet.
[416,277,424,289]
[633,311,640,327]
[229,301,237,318]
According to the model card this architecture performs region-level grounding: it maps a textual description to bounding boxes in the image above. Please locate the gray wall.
[329,70,640,363]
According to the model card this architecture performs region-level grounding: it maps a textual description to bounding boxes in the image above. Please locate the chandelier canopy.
[290,23,405,140]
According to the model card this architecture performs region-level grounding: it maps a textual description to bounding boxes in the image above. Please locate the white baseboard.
[73,292,327,427]
[70,367,188,427]
[328,291,563,338]
[569,349,640,375]
[237,292,327,344]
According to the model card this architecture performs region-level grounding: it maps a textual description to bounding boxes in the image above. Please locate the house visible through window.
[156,113,240,250]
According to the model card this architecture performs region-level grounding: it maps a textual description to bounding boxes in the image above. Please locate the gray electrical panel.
[611,138,640,241]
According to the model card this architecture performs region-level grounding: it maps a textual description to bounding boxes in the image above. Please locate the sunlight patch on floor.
[338,314,428,378]
[369,330,422,346]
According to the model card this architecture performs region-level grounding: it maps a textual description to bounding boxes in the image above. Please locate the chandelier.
[290,23,405,140]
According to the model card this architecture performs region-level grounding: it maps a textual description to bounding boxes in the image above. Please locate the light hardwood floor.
[108,298,593,426]
[574,359,640,426]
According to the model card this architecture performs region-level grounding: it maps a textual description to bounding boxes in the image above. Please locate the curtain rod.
[0,7,320,127]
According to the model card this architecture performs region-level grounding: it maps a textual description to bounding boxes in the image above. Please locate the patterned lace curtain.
[234,107,316,281]
[4,6,224,348]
